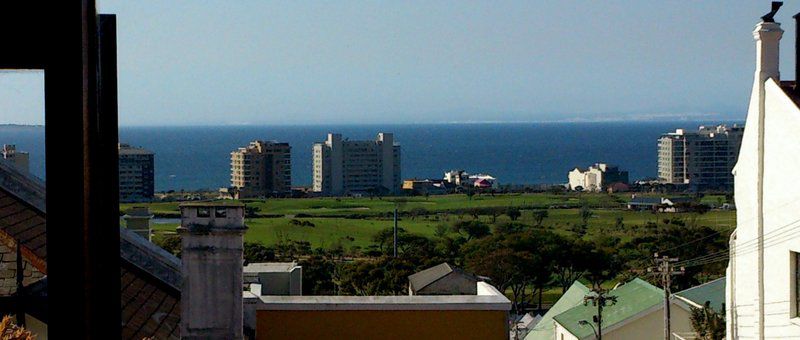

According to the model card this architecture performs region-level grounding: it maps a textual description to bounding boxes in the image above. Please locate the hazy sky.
[2,1,799,126]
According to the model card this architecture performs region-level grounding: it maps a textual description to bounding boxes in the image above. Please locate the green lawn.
[124,193,625,218]
[149,207,736,250]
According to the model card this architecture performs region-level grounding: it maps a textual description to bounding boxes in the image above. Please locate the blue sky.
[1,1,797,126]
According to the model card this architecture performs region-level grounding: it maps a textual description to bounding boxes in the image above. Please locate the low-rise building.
[443,170,499,189]
[529,278,722,340]
[244,262,302,296]
[402,179,450,195]
[251,281,511,340]
[408,262,478,296]
[567,163,628,192]
[119,143,155,203]
[1,144,29,173]
[626,196,693,212]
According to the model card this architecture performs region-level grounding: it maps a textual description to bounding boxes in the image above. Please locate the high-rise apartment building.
[312,133,401,196]
[119,143,155,202]
[1,144,29,173]
[657,124,744,190]
[230,141,291,198]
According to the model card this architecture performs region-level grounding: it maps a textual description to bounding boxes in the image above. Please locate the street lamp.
[578,320,598,340]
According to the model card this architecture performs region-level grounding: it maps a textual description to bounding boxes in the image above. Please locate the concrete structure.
[118,143,154,203]
[122,206,153,241]
[244,262,302,296]
[312,133,401,196]
[658,125,744,191]
[408,262,478,296]
[726,10,800,339]
[567,163,628,192]
[530,278,712,340]
[178,202,247,339]
[252,281,511,339]
[230,141,291,198]
[1,144,29,173]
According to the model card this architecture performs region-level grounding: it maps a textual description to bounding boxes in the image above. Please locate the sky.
[1,1,798,126]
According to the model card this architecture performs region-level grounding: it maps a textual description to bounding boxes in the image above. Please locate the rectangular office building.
[119,143,155,202]
[313,133,401,196]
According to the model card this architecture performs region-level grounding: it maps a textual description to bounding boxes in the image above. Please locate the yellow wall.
[257,310,508,340]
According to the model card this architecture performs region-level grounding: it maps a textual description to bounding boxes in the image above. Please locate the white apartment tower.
[657,125,744,190]
[312,133,401,196]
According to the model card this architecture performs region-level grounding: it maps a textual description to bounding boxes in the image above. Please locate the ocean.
[0,122,742,191]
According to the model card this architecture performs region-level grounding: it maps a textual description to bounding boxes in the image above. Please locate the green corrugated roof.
[674,277,725,313]
[525,281,591,340]
[552,278,663,339]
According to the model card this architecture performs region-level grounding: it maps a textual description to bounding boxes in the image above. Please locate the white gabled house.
[726,5,800,339]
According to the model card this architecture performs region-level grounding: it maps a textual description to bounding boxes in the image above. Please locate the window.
[197,208,210,218]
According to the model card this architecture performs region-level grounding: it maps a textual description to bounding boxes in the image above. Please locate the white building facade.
[726,10,800,339]
[567,163,628,192]
[312,133,401,196]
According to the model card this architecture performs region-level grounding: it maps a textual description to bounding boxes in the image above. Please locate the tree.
[335,257,415,296]
[579,205,593,227]
[244,205,261,218]
[690,301,725,340]
[506,207,521,221]
[552,237,592,293]
[243,241,275,263]
[451,220,490,241]
[299,254,337,295]
[153,234,182,257]
[531,210,548,226]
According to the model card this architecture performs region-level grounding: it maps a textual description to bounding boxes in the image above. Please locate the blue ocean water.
[0,122,742,191]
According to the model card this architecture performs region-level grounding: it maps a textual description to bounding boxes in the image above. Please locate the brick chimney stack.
[178,202,247,339]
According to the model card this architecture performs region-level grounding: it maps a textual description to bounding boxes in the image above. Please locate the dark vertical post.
[43,1,91,338]
[794,12,800,84]
[97,13,122,334]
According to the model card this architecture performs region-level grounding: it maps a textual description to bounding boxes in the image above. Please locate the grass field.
[148,204,736,250]
[124,193,627,218]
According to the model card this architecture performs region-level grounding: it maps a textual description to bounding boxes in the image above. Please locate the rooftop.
[255,281,510,311]
[408,262,476,292]
[553,278,663,339]
[525,281,591,340]
[673,277,726,313]
[244,262,299,273]
[179,201,245,208]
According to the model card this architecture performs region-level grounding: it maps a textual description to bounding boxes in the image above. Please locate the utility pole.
[584,289,617,340]
[393,205,398,257]
[650,253,684,340]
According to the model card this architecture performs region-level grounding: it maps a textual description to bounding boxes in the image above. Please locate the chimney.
[178,202,247,339]
[754,2,784,83]
[122,206,153,241]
